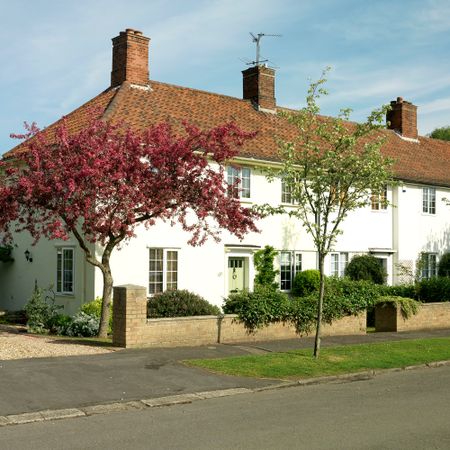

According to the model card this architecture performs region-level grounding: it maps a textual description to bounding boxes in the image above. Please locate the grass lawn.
[186,337,450,380]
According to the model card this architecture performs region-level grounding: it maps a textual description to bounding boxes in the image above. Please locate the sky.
[2,0,450,154]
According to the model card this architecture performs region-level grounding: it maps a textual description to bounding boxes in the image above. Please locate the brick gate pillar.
[113,284,147,348]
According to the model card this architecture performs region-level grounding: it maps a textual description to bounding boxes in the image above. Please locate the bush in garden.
[253,245,279,289]
[345,255,386,285]
[223,286,290,332]
[147,290,220,318]
[81,297,113,333]
[47,314,73,335]
[374,296,420,320]
[324,276,380,315]
[288,296,317,334]
[292,270,321,297]
[65,312,100,337]
[377,283,418,300]
[24,287,62,334]
[418,277,450,302]
[225,277,380,334]
[438,253,450,277]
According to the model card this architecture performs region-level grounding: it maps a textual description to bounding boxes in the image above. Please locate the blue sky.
[2,0,450,154]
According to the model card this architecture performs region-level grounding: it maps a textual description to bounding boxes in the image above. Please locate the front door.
[228,257,246,294]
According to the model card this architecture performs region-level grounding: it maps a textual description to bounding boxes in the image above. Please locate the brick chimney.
[386,97,418,140]
[111,29,150,88]
[242,65,276,112]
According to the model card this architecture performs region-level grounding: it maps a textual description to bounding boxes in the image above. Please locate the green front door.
[228,257,245,294]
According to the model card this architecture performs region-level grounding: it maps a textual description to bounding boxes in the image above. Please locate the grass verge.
[185,337,450,380]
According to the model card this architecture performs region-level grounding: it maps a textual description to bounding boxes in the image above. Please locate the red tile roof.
[4,80,450,188]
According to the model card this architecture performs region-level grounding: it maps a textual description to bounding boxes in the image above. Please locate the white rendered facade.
[2,163,448,312]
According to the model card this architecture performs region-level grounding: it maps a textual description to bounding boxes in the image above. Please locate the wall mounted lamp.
[24,249,33,263]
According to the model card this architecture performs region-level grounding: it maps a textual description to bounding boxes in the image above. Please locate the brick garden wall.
[113,285,366,348]
[375,302,450,332]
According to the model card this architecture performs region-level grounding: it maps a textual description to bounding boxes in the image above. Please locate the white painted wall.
[394,183,450,282]
[2,167,449,312]
[103,168,397,307]
[0,231,95,315]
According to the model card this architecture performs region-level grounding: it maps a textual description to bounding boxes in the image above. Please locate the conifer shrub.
[292,270,321,297]
[345,254,386,284]
[253,245,279,289]
[24,287,62,334]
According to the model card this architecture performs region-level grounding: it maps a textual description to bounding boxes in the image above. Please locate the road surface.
[2,365,450,449]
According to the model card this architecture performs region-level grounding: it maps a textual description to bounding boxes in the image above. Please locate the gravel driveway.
[0,325,115,360]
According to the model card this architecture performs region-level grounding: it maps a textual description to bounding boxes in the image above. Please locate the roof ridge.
[149,79,253,105]
[101,84,128,122]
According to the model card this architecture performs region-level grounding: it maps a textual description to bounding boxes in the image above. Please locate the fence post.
[113,284,147,348]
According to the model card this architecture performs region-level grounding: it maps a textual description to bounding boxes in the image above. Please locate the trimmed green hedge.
[418,277,450,303]
[223,278,380,334]
[147,290,220,318]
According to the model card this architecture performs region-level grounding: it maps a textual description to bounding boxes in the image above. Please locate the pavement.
[0,328,449,426]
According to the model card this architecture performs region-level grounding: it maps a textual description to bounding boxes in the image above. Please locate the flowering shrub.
[65,312,100,337]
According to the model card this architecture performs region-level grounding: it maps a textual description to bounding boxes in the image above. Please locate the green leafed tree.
[429,126,450,141]
[258,69,395,357]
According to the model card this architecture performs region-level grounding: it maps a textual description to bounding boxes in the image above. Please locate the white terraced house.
[1,29,449,314]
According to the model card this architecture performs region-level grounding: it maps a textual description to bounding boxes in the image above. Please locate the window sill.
[370,209,388,213]
[56,293,75,298]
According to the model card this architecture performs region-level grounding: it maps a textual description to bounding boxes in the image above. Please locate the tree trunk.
[313,253,325,358]
[98,262,113,338]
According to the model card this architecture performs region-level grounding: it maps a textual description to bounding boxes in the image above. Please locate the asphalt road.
[2,365,450,449]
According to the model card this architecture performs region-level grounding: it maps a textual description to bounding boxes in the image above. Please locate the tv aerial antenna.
[248,32,281,66]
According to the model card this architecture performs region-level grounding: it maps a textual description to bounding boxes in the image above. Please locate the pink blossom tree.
[0,116,258,337]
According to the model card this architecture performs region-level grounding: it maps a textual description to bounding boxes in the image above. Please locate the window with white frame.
[371,186,387,210]
[56,247,74,294]
[280,251,302,290]
[422,187,436,214]
[421,253,437,279]
[149,248,178,295]
[227,166,251,199]
[330,252,348,277]
[281,179,293,204]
